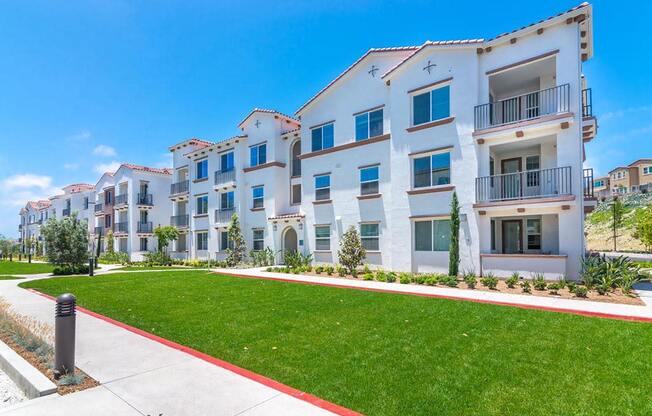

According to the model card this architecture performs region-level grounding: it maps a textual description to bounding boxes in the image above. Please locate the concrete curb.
[0,339,57,399]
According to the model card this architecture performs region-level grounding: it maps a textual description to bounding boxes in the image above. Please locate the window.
[315,226,330,250]
[360,166,379,195]
[315,174,330,200]
[105,215,112,228]
[413,152,450,188]
[252,229,264,251]
[412,85,450,126]
[250,143,267,167]
[220,191,234,210]
[196,195,208,215]
[221,152,234,172]
[360,223,379,251]
[292,184,302,205]
[311,123,334,151]
[490,219,496,251]
[252,186,264,209]
[415,219,451,251]
[119,238,128,253]
[139,237,148,252]
[83,197,89,210]
[196,231,208,250]
[526,219,541,250]
[177,234,187,251]
[644,166,651,175]
[355,109,383,141]
[220,231,234,251]
[196,159,208,180]
[526,155,540,187]
[594,180,603,187]
[105,191,112,205]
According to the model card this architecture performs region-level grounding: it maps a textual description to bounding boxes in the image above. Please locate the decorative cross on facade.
[368,65,379,78]
[254,120,261,128]
[423,60,437,74]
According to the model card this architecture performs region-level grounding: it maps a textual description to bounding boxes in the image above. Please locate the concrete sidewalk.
[215,267,652,321]
[0,278,338,416]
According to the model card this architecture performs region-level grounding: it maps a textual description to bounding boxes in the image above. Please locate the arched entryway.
[283,227,298,254]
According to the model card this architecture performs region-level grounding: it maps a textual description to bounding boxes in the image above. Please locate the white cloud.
[63,163,79,170]
[92,144,117,157]
[65,129,91,142]
[601,106,652,121]
[3,174,53,190]
[93,161,121,174]
[0,174,61,208]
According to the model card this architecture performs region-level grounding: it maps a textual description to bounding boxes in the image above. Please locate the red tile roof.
[63,183,94,193]
[238,108,300,129]
[121,163,172,175]
[168,137,213,152]
[27,200,51,210]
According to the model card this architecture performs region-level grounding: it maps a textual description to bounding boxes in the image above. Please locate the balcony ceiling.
[490,56,555,96]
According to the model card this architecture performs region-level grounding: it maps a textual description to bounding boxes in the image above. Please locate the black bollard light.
[54,294,76,378]
[9,253,12,262]
[88,257,94,277]
[28,253,31,263]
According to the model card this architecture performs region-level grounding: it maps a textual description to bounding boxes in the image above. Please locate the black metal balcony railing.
[474,84,571,131]
[171,180,189,195]
[137,193,153,205]
[582,88,592,118]
[476,166,572,203]
[583,168,594,198]
[137,221,153,233]
[115,193,129,205]
[94,203,104,212]
[291,159,301,177]
[170,214,189,227]
[214,169,236,186]
[62,208,70,217]
[215,207,235,224]
[115,222,129,233]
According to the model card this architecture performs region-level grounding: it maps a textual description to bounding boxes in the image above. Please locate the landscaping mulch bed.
[0,329,98,395]
[295,271,645,306]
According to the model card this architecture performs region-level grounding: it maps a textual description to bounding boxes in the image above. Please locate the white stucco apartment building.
[18,200,51,255]
[167,3,597,279]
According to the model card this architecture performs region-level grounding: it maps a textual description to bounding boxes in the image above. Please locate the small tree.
[449,191,460,277]
[226,213,246,267]
[106,229,115,253]
[154,225,179,253]
[41,213,88,268]
[610,197,625,252]
[634,206,652,252]
[338,226,366,274]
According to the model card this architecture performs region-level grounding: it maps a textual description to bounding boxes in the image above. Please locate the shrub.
[481,274,498,290]
[336,265,346,277]
[557,275,568,290]
[40,213,89,269]
[424,276,437,286]
[532,274,547,291]
[520,280,531,293]
[413,274,426,285]
[143,251,173,266]
[338,226,366,274]
[566,280,577,293]
[464,273,477,289]
[59,373,85,386]
[225,214,246,267]
[548,282,561,295]
[363,264,371,274]
[53,264,90,275]
[399,273,411,284]
[351,269,358,278]
[386,272,397,283]
[619,269,642,295]
[251,248,275,267]
[153,225,179,254]
[314,265,324,274]
[265,267,273,272]
[375,270,387,282]
[440,275,458,287]
[325,265,335,275]
[284,250,312,269]
[363,272,374,281]
[506,272,520,288]
[98,251,129,265]
[573,285,588,298]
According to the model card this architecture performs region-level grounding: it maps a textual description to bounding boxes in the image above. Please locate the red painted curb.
[27,289,361,416]
[214,271,652,324]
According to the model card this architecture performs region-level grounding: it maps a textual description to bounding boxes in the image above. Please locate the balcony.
[137,193,153,206]
[115,193,129,206]
[476,166,572,204]
[115,222,129,233]
[171,214,189,228]
[474,84,570,131]
[62,208,70,217]
[215,207,235,225]
[171,180,189,196]
[291,159,301,177]
[582,88,592,118]
[583,168,594,199]
[214,169,236,187]
[94,203,104,212]
[137,221,153,233]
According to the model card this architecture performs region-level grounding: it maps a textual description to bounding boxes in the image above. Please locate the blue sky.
[0,0,650,237]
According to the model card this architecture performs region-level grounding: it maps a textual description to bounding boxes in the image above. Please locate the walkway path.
[0,275,339,416]
[214,267,652,322]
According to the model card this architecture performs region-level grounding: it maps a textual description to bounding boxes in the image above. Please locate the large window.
[252,186,264,209]
[196,195,208,215]
[644,166,651,175]
[315,226,330,250]
[220,230,234,251]
[415,219,451,251]
[412,85,450,126]
[311,123,334,152]
[220,191,234,210]
[315,174,331,201]
[413,152,450,188]
[220,152,234,172]
[355,109,383,141]
[196,231,208,251]
[252,229,264,251]
[139,237,148,252]
[83,197,89,210]
[526,155,540,187]
[292,184,302,205]
[250,143,267,167]
[526,218,541,250]
[360,223,379,251]
[196,159,208,180]
[360,166,379,195]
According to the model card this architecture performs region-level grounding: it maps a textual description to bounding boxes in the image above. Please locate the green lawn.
[0,275,22,280]
[0,261,53,275]
[113,266,207,271]
[21,271,652,416]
